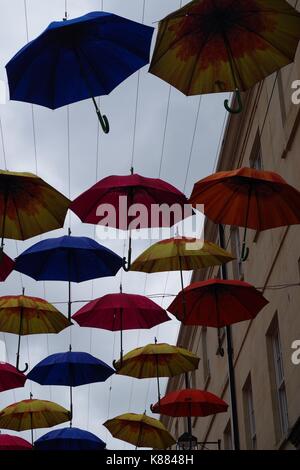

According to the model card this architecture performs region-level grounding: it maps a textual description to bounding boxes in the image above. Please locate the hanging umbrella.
[15,234,123,320]
[189,167,300,260]
[0,252,14,281]
[103,413,175,449]
[168,279,268,354]
[0,434,32,450]
[0,170,69,254]
[0,362,26,392]
[0,293,71,372]
[149,0,300,113]
[72,289,171,363]
[114,341,199,405]
[130,236,234,318]
[70,170,191,269]
[6,11,154,133]
[34,427,106,450]
[0,396,70,445]
[151,388,228,417]
[27,348,115,425]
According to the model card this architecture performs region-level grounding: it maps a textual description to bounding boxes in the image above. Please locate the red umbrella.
[151,388,228,417]
[0,433,32,450]
[0,252,15,282]
[73,290,171,362]
[0,362,26,392]
[168,279,268,354]
[70,170,191,269]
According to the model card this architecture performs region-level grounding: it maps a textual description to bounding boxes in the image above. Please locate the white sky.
[0,0,229,449]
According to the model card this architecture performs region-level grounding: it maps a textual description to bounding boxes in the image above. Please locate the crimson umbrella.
[151,388,228,417]
[168,279,268,353]
[0,434,32,450]
[72,288,171,363]
[0,362,26,392]
[70,169,191,269]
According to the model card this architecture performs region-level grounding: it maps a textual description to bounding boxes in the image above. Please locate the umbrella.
[0,293,71,372]
[151,388,228,417]
[72,288,171,363]
[0,396,70,445]
[6,11,154,133]
[0,434,32,450]
[189,167,300,260]
[70,170,191,269]
[34,427,106,450]
[0,252,14,281]
[15,233,123,320]
[103,413,175,449]
[114,341,199,404]
[149,0,300,113]
[0,170,69,254]
[168,279,268,354]
[27,348,115,425]
[130,236,234,318]
[0,362,26,392]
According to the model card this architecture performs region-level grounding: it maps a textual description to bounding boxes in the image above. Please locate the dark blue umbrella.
[27,349,115,425]
[34,427,106,450]
[6,11,154,133]
[15,234,123,319]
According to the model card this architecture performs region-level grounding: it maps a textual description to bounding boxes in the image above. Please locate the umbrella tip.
[68,227,71,236]
[154,337,158,344]
[120,283,122,294]
[69,344,72,352]
[130,167,134,175]
[30,392,33,400]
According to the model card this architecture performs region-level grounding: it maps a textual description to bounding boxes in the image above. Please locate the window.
[272,328,289,437]
[249,131,263,170]
[243,376,257,449]
[201,327,210,382]
[224,421,233,450]
[230,227,244,279]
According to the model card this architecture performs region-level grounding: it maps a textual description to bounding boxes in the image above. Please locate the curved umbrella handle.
[92,97,110,134]
[112,359,119,370]
[150,403,156,413]
[17,361,29,373]
[224,89,243,114]
[241,242,250,262]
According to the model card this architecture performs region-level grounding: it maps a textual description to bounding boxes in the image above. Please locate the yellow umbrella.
[114,342,199,404]
[0,396,70,444]
[103,413,175,449]
[0,293,71,372]
[0,170,70,251]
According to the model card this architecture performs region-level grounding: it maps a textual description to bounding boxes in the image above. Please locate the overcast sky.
[0,0,228,449]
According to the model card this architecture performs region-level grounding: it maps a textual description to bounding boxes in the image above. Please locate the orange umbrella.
[189,167,300,260]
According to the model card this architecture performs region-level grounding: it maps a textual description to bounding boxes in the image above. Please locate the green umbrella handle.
[92,97,110,134]
[224,89,243,114]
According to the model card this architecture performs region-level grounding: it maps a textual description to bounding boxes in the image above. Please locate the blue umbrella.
[34,427,106,450]
[27,348,115,425]
[6,11,154,133]
[15,234,123,319]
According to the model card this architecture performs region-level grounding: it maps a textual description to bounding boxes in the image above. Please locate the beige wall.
[163,2,300,450]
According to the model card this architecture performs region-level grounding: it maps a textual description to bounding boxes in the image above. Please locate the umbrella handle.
[92,97,110,134]
[216,329,225,357]
[150,403,156,413]
[241,242,249,262]
[16,359,29,373]
[224,89,243,114]
[112,359,118,370]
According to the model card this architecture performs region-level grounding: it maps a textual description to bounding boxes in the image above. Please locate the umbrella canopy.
[34,427,106,451]
[167,279,269,327]
[0,294,71,335]
[27,351,115,387]
[114,343,199,379]
[6,11,154,133]
[72,293,171,331]
[130,236,234,272]
[0,252,14,281]
[103,413,175,449]
[0,399,70,431]
[0,170,69,248]
[189,167,300,230]
[70,172,190,230]
[0,434,32,450]
[149,0,300,112]
[14,235,123,282]
[151,388,228,417]
[0,362,26,392]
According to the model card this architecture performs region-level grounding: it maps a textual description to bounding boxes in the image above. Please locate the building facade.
[163,5,300,450]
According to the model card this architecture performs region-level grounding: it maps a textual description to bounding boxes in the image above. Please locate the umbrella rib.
[11,192,25,241]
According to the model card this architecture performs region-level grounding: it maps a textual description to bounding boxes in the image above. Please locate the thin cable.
[183,96,202,192]
[0,114,8,169]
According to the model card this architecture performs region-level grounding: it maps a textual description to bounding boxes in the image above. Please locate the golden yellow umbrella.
[0,396,70,444]
[114,342,199,404]
[0,170,70,250]
[103,413,175,449]
[0,293,71,372]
